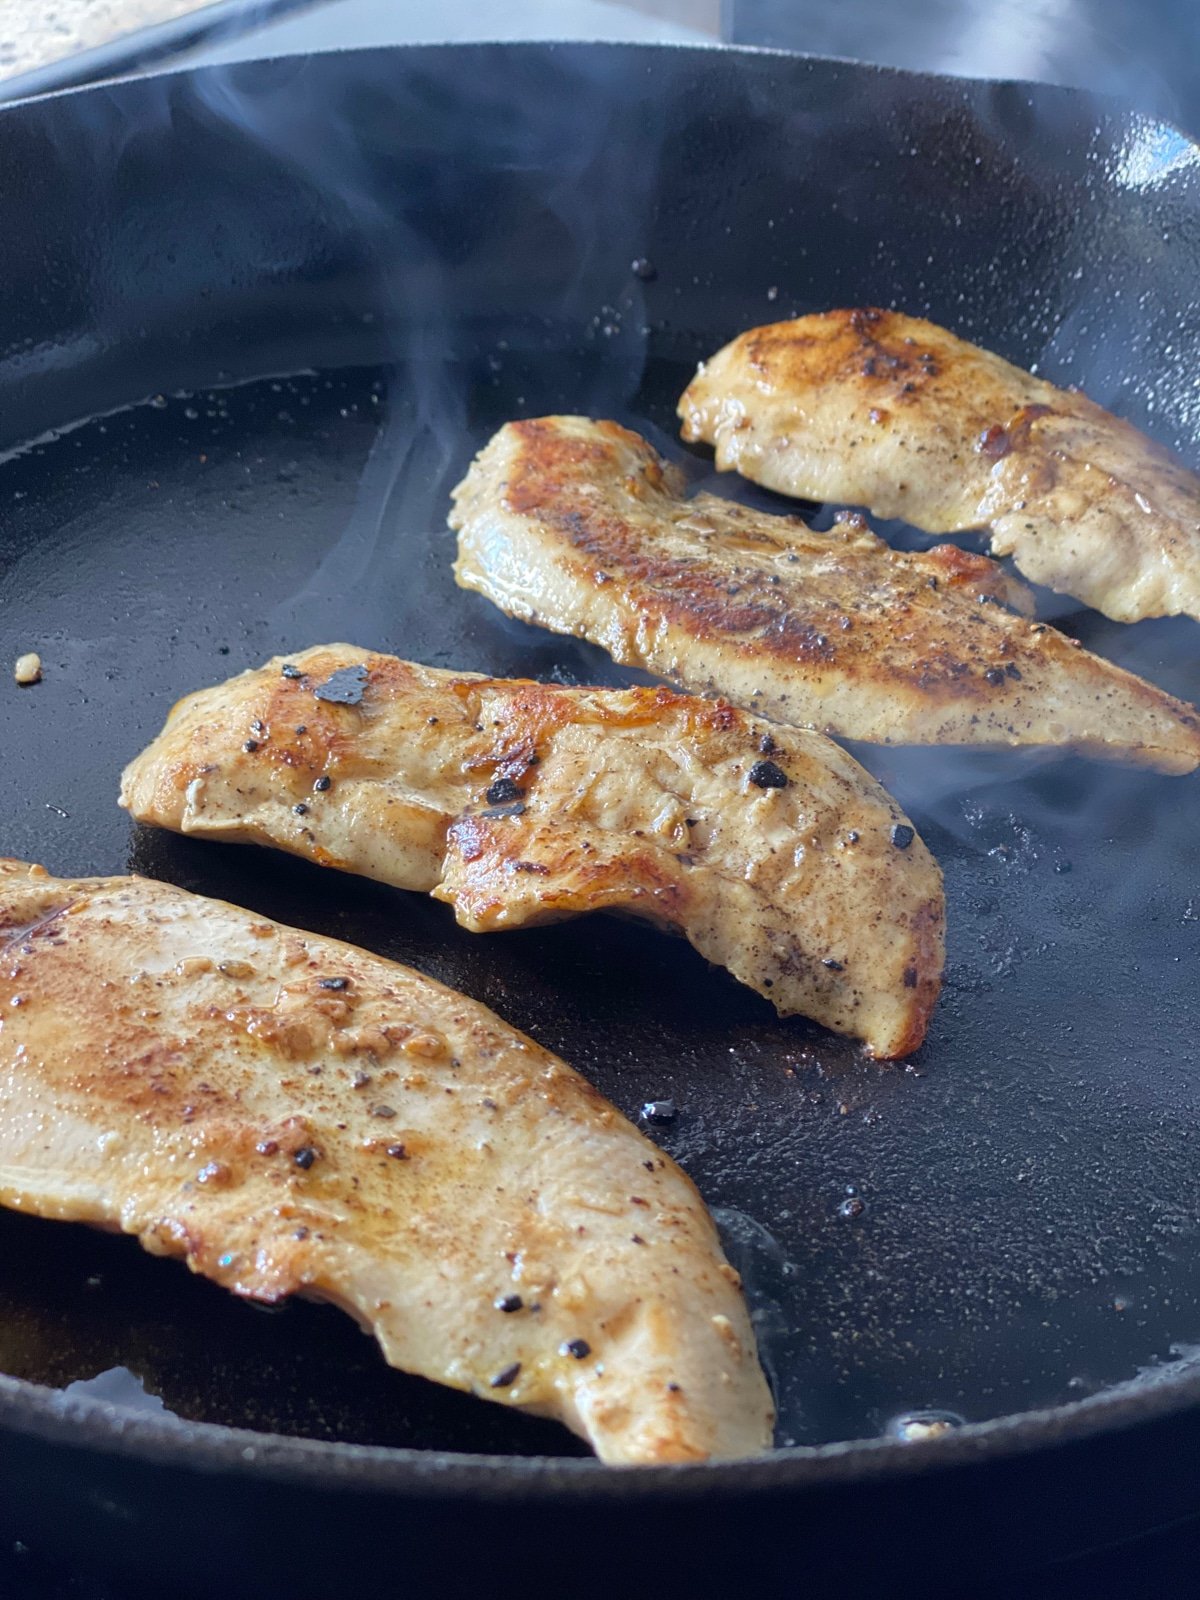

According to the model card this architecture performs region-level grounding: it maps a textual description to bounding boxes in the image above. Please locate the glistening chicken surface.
[119,646,944,1058]
[450,416,1200,772]
[0,860,774,1465]
[679,308,1200,626]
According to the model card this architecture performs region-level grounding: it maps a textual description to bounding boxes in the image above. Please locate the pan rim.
[0,36,1198,1497]
[0,34,1190,150]
[3,1355,1200,1493]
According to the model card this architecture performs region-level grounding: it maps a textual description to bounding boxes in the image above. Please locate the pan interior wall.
[0,45,1198,1454]
[2,358,1199,1453]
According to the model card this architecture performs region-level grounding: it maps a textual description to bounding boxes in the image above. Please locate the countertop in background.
[0,0,215,78]
[0,0,718,84]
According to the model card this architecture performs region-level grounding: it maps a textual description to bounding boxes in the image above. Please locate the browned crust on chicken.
[679,308,1200,625]
[449,417,1200,772]
[120,647,945,1058]
[0,859,775,1464]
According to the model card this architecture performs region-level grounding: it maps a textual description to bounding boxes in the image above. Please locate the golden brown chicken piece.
[0,859,775,1464]
[120,646,944,1057]
[679,308,1200,625]
[449,417,1200,773]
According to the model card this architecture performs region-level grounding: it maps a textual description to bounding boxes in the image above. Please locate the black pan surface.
[0,40,1199,1593]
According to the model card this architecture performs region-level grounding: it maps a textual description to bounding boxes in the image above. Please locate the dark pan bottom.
[2,359,1198,1455]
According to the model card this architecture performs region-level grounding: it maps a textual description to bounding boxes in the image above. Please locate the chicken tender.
[0,859,774,1464]
[120,647,945,1057]
[679,308,1200,626]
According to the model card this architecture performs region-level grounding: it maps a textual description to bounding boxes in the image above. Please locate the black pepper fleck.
[891,824,915,851]
[313,776,331,792]
[984,667,1007,687]
[485,777,526,806]
[386,1143,408,1160]
[293,1147,318,1170]
[318,977,348,991]
[561,1338,591,1359]
[293,803,309,816]
[490,1363,521,1389]
[823,958,845,971]
[242,740,259,753]
[758,733,777,756]
[370,1104,397,1119]
[495,1294,523,1313]
[481,801,527,819]
[903,966,918,988]
[748,759,788,789]
[642,1099,677,1124]
[281,664,303,680]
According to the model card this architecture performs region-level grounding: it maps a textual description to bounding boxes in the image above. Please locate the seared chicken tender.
[120,646,945,1057]
[450,417,1200,772]
[0,860,775,1465]
[679,308,1200,626]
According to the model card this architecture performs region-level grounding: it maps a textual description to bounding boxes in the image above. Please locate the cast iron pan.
[0,41,1199,1597]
